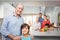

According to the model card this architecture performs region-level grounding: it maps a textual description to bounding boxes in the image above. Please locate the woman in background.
[41,15,50,29]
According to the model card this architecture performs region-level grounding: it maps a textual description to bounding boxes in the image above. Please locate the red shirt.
[41,20,50,28]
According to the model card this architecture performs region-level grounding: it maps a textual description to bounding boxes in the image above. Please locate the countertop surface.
[30,28,60,36]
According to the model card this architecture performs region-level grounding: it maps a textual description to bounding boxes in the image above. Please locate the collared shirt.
[1,13,24,37]
[38,17,44,24]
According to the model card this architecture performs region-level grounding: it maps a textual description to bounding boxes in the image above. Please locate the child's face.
[22,26,29,35]
[44,16,47,19]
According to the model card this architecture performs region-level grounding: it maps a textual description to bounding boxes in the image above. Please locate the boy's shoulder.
[20,35,32,39]
[20,35,33,39]
[20,35,31,37]
[20,35,34,40]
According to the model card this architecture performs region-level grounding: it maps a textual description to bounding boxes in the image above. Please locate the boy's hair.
[39,13,42,15]
[20,23,30,35]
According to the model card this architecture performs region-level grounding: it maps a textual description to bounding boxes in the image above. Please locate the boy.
[20,23,34,40]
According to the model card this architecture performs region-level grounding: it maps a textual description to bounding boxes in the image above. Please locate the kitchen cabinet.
[58,13,60,26]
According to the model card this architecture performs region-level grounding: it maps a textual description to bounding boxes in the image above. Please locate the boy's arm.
[31,36,34,40]
[30,34,34,40]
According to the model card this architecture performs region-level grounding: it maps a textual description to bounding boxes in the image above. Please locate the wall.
[0,5,3,18]
[3,3,15,17]
[45,7,60,26]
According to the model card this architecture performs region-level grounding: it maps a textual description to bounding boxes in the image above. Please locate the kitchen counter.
[30,28,60,36]
[30,28,60,40]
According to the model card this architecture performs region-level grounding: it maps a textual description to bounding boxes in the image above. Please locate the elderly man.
[1,3,24,40]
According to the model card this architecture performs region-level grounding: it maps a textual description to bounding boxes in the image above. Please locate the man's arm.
[1,17,11,36]
[0,17,15,39]
[1,17,20,40]
[8,34,15,39]
[8,34,20,40]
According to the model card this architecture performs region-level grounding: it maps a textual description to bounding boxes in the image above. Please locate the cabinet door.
[58,13,60,26]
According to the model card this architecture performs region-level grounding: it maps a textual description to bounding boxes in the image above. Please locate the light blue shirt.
[1,13,24,37]
[21,35,32,40]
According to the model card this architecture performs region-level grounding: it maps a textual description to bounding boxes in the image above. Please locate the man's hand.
[13,36,20,40]
[8,34,20,40]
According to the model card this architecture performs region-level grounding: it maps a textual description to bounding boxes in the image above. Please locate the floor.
[0,34,2,40]
[34,36,60,40]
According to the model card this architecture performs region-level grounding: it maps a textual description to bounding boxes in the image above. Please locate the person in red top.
[41,14,50,29]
